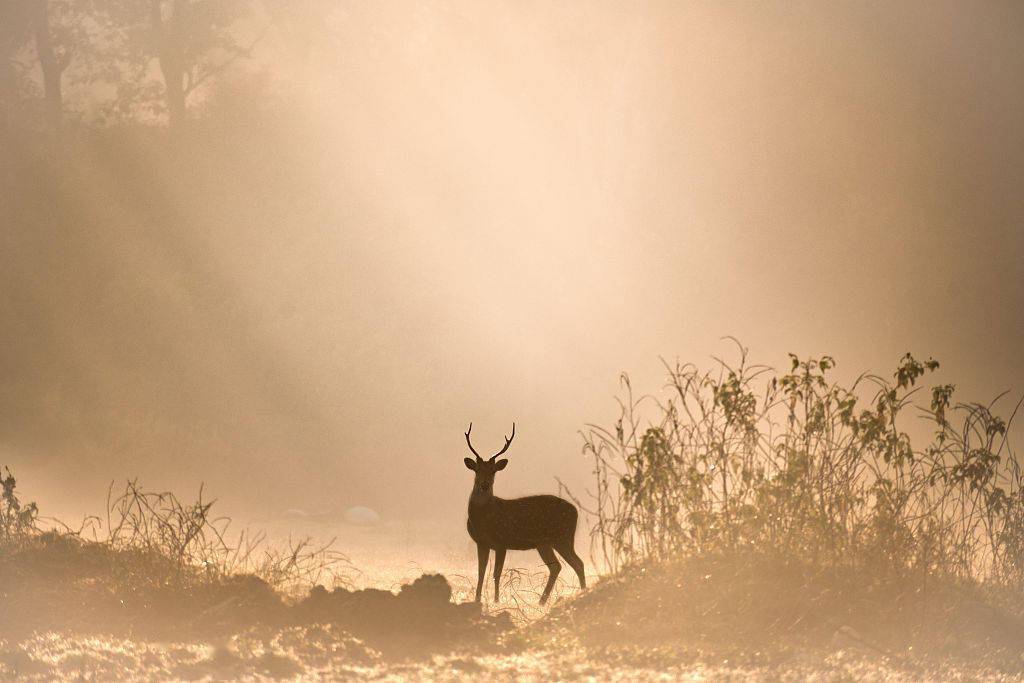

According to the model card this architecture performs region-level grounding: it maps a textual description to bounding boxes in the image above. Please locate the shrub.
[575,341,1022,585]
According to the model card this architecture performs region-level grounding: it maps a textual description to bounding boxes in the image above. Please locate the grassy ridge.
[539,343,1024,672]
[1,474,345,639]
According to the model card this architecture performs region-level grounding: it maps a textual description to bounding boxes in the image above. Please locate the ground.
[3,547,1023,680]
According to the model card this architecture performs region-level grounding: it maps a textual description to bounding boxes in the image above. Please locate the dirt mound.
[0,532,289,640]
[0,534,511,661]
[297,573,512,657]
[524,552,1024,674]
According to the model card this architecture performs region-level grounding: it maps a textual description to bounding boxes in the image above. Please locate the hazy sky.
[3,0,1022,525]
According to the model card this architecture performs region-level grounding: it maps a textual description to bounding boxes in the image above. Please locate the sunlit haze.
[3,0,1022,537]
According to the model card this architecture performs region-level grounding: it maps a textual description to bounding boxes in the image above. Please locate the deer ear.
[464,458,477,471]
[494,459,508,471]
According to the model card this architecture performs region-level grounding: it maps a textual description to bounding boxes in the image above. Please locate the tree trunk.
[152,0,187,129]
[31,0,63,139]
[0,55,15,150]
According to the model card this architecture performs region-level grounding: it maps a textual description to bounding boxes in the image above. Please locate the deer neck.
[468,486,497,509]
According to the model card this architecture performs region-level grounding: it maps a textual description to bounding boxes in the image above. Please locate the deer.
[463,422,586,605]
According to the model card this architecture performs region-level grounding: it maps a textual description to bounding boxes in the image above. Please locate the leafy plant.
[574,341,1022,587]
[0,466,38,542]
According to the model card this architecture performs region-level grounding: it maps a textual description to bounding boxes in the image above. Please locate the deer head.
[463,422,515,495]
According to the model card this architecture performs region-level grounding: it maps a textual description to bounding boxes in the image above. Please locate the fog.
[2,0,1022,530]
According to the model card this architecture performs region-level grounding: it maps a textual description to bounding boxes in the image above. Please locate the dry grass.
[0,475,350,639]
[102,479,350,594]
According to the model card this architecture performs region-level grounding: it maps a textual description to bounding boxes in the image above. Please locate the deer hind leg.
[555,541,586,590]
[475,543,489,603]
[537,545,561,605]
[493,548,507,602]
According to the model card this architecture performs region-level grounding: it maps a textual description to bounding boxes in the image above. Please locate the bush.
[575,341,1022,585]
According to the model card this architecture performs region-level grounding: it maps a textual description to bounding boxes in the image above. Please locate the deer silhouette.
[463,422,586,605]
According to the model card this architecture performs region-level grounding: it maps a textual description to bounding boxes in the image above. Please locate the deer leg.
[555,541,587,590]
[537,545,561,605]
[493,548,507,601]
[475,543,489,603]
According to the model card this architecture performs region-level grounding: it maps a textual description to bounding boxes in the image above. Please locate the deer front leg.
[475,543,489,603]
[493,548,506,601]
[537,545,561,605]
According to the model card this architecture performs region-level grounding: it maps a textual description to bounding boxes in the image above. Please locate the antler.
[465,422,517,461]
[465,422,482,460]
[489,422,516,461]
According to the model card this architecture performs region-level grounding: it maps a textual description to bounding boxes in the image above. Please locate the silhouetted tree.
[30,1,73,138]
[0,1,34,140]
[104,0,262,128]
[1,1,103,140]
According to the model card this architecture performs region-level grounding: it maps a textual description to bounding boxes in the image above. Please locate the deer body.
[467,494,577,550]
[462,423,586,605]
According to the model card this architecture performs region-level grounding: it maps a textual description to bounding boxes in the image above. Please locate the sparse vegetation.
[0,474,351,640]
[576,341,1022,582]
[103,479,347,593]
[2,474,348,595]
[549,342,1024,671]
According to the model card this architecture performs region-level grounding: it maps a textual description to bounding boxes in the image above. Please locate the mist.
[3,0,1024,678]
[3,0,1019,526]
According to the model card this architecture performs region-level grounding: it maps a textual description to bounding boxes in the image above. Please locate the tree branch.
[183,22,270,97]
